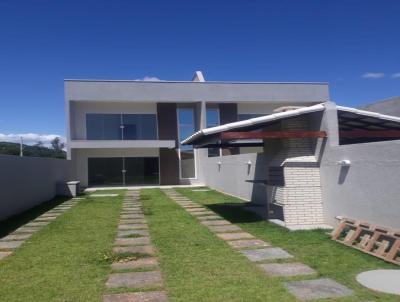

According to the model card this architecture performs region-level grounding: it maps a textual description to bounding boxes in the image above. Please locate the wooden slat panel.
[221,131,327,140]
[339,130,400,138]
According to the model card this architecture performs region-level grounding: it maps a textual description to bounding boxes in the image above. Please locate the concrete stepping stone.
[0,251,12,260]
[186,208,207,212]
[91,194,119,197]
[0,241,24,250]
[356,269,400,295]
[197,215,222,221]
[240,247,293,262]
[118,224,148,230]
[121,211,142,215]
[259,262,316,277]
[208,225,242,233]
[12,227,40,234]
[103,291,168,302]
[118,229,149,237]
[201,220,231,226]
[41,214,58,218]
[112,257,159,270]
[115,237,150,246]
[217,232,255,241]
[1,233,32,241]
[25,221,49,227]
[119,219,146,225]
[182,206,203,210]
[35,217,56,222]
[284,278,353,301]
[113,245,155,255]
[226,239,270,249]
[190,211,215,216]
[106,271,162,289]
[121,214,145,219]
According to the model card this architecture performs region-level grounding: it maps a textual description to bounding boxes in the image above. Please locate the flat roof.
[64,79,328,85]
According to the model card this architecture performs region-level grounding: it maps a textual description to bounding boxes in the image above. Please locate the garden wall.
[0,155,75,221]
[320,140,400,229]
[200,152,267,204]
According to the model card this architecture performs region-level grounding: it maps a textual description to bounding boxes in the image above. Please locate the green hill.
[0,142,66,159]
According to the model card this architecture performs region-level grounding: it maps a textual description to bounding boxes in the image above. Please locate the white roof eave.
[181,103,326,145]
[337,105,400,123]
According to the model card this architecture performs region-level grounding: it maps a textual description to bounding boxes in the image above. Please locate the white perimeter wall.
[0,155,74,221]
[200,152,267,204]
[320,140,400,229]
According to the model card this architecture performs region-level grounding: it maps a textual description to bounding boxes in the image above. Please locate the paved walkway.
[163,189,353,301]
[0,199,78,261]
[103,190,168,302]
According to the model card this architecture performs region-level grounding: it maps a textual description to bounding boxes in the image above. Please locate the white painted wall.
[0,155,74,221]
[237,102,315,115]
[70,102,157,140]
[200,152,267,204]
[320,140,400,229]
[72,148,160,187]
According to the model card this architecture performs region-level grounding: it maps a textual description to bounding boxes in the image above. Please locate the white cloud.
[391,73,400,79]
[0,133,65,147]
[134,76,162,81]
[361,72,385,79]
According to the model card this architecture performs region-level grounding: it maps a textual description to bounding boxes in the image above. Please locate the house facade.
[65,72,329,188]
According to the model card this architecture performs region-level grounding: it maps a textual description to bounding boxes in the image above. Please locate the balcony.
[69,140,175,149]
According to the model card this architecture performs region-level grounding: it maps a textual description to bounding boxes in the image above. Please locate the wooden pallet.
[331,217,400,266]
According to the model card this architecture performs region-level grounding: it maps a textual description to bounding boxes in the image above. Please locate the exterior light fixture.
[337,160,351,166]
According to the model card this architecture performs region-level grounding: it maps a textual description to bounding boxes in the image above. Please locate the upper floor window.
[86,113,157,140]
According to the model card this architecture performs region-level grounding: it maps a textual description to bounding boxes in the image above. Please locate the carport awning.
[182,102,400,148]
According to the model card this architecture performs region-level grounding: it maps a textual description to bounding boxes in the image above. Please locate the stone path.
[103,190,168,302]
[0,199,77,261]
[163,189,353,301]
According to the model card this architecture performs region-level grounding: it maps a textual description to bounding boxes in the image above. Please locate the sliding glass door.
[124,157,159,185]
[88,157,159,187]
[88,158,124,186]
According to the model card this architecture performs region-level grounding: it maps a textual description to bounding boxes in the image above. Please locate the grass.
[177,187,400,302]
[0,190,125,302]
[141,189,296,302]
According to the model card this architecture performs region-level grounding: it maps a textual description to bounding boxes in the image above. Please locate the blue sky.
[0,0,399,143]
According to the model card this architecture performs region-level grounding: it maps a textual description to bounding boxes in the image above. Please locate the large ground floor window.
[88,157,159,186]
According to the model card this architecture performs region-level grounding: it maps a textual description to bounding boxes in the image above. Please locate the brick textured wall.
[267,116,324,227]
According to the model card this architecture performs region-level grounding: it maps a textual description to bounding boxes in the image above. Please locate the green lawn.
[176,187,399,302]
[1,188,398,301]
[0,190,124,302]
[141,189,295,302]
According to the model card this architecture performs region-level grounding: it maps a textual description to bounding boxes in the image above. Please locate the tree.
[51,137,65,152]
[34,140,44,147]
